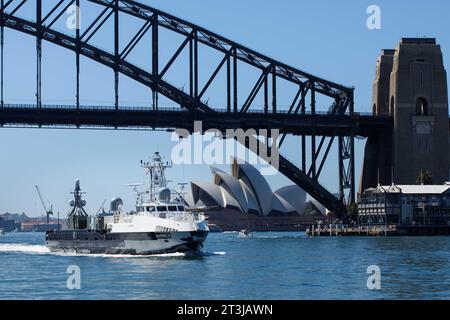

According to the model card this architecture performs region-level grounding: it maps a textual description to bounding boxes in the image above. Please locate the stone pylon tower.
[391,38,448,185]
[360,38,449,191]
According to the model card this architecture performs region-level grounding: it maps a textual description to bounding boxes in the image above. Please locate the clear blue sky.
[1,0,449,217]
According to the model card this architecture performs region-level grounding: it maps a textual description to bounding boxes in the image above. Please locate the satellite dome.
[158,188,171,202]
[110,197,123,212]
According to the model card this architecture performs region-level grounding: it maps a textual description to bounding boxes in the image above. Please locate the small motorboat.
[238,229,253,238]
[0,228,5,235]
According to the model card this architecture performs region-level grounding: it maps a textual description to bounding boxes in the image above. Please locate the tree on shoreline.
[416,170,433,185]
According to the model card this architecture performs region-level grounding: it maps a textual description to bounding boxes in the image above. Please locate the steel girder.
[0,0,357,217]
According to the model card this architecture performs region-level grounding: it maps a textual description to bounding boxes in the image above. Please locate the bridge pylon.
[361,38,449,191]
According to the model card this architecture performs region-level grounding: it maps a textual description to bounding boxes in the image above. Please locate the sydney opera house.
[188,159,328,231]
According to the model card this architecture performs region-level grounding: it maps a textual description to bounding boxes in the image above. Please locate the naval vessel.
[45,153,209,255]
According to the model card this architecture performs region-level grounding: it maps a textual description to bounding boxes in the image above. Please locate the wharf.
[306,224,450,237]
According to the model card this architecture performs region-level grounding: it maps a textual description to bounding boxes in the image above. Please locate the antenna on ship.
[178,183,188,198]
[175,183,188,205]
[126,183,144,206]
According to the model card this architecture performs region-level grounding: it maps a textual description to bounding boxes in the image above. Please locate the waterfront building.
[358,184,450,226]
[0,216,18,232]
[20,221,61,232]
[0,214,22,232]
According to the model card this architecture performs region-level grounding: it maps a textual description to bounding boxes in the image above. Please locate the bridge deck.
[0,104,392,137]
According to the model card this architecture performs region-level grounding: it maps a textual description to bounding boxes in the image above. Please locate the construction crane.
[35,185,53,224]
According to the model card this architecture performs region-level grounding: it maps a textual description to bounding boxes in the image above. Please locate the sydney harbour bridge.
[0,0,396,218]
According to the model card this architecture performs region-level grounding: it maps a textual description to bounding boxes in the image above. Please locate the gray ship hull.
[45,230,208,255]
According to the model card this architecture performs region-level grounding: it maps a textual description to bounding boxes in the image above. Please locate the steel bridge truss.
[0,0,356,217]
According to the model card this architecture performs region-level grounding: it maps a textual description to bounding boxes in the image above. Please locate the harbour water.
[1,232,450,300]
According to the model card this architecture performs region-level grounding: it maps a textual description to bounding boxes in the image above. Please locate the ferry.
[45,153,209,255]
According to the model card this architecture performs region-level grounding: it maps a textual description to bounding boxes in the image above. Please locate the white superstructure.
[106,152,208,234]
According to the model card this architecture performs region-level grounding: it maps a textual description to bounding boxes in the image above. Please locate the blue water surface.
[1,232,449,300]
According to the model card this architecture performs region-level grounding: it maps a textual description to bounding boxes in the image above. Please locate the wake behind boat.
[45,153,209,255]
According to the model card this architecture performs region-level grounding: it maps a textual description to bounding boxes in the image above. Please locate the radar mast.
[141,152,173,202]
[68,180,88,230]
